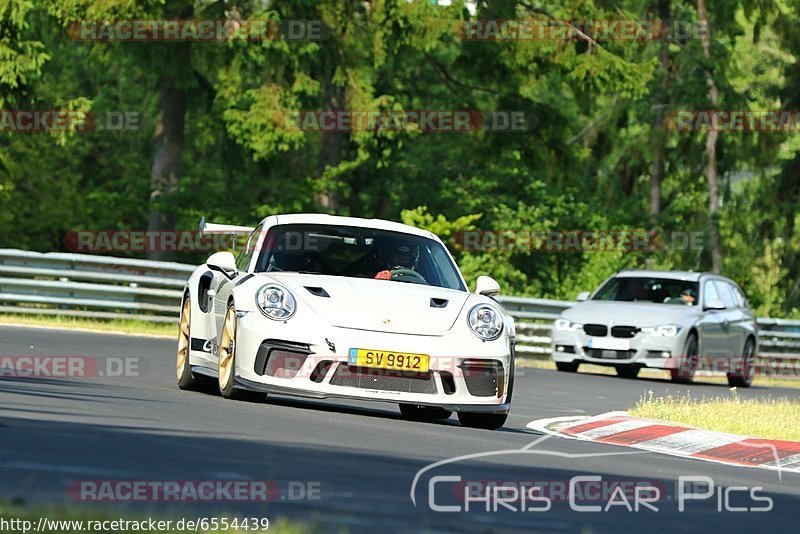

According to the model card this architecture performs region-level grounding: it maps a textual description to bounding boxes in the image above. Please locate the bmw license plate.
[349,348,430,373]
[587,337,631,351]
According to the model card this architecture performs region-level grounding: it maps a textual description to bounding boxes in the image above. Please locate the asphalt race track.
[1,324,799,533]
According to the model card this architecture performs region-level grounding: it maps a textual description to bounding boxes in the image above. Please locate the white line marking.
[579,419,653,439]
[640,429,741,455]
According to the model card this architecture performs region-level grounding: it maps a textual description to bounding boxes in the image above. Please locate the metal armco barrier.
[0,249,798,367]
[0,249,194,323]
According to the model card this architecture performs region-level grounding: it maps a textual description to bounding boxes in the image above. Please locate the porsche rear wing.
[198,216,255,235]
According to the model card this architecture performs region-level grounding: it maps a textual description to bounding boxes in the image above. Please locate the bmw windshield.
[593,277,699,306]
[251,224,466,291]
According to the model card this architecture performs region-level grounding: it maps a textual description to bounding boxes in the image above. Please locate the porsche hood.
[252,272,472,336]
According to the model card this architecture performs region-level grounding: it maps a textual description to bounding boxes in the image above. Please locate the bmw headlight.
[468,304,504,341]
[554,318,583,332]
[255,284,296,320]
[641,324,679,337]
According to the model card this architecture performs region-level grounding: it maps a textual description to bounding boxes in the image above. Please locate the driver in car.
[680,288,696,305]
[374,240,419,280]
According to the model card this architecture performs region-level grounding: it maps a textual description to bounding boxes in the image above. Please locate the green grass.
[516,358,800,389]
[629,391,800,441]
[0,502,319,533]
[0,314,177,338]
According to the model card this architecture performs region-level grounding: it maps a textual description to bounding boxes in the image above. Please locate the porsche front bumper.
[230,311,513,414]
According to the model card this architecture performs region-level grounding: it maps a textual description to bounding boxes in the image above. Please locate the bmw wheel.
[727,337,756,388]
[671,333,698,384]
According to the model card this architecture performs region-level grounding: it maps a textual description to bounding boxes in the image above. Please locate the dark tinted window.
[593,277,699,305]
[253,224,465,291]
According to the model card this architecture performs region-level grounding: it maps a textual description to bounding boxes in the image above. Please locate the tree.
[649,0,671,222]
[697,0,723,273]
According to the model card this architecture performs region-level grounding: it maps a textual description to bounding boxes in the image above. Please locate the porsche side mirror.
[576,291,590,302]
[704,298,726,311]
[476,275,501,297]
[207,251,237,275]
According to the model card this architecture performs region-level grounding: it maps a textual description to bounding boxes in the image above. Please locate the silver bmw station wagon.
[551,270,758,386]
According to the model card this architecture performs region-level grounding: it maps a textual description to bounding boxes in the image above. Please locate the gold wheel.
[177,297,191,382]
[218,305,236,393]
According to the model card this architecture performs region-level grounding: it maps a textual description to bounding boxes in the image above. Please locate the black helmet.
[376,236,419,268]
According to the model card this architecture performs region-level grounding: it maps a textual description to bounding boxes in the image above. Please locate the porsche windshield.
[592,277,700,305]
[251,224,466,291]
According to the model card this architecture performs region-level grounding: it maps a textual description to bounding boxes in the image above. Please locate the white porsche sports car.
[176,214,515,429]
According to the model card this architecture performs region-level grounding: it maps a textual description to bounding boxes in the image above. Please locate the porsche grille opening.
[254,339,312,378]
[460,361,504,397]
[329,364,437,394]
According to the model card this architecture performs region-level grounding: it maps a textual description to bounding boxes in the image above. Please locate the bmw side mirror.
[576,291,590,302]
[704,298,726,311]
[207,251,237,276]
[476,275,501,297]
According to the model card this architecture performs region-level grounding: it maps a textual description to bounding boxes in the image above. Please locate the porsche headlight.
[256,284,296,320]
[554,318,583,332]
[641,324,679,337]
[468,304,504,341]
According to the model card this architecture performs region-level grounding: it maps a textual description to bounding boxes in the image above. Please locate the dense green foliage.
[0,0,798,316]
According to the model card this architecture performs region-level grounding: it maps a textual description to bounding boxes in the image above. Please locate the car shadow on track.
[1,414,797,534]
[219,394,532,435]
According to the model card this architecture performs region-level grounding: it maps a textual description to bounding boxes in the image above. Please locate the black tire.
[218,303,265,402]
[399,404,452,421]
[727,337,756,388]
[615,365,640,379]
[671,333,699,384]
[177,295,200,390]
[556,361,580,373]
[457,411,508,430]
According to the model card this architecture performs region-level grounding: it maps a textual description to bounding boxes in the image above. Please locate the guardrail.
[495,296,571,357]
[0,249,798,369]
[0,249,194,323]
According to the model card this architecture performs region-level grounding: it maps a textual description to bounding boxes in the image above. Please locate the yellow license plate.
[348,348,430,373]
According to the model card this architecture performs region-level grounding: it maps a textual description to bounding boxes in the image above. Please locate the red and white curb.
[527,412,800,476]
